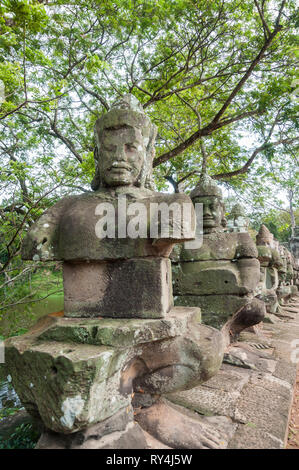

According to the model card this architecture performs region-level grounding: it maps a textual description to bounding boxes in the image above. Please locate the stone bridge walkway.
[139,295,299,449]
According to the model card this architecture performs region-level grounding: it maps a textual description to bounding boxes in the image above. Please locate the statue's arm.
[21,197,72,261]
[151,193,196,246]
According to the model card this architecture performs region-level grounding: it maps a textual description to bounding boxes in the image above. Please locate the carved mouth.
[108,163,132,172]
[203,217,215,225]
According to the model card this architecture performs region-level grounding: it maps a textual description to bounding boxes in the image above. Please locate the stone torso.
[179,231,258,262]
[22,188,194,262]
[173,231,260,297]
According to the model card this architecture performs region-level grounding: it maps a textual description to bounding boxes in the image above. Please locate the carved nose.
[115,145,127,161]
[203,206,212,216]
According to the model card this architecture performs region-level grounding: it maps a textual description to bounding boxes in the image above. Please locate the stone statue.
[277,243,298,304]
[289,227,299,289]
[290,226,299,259]
[227,203,249,233]
[172,173,265,343]
[255,225,282,314]
[21,94,196,318]
[5,95,224,449]
[276,244,291,304]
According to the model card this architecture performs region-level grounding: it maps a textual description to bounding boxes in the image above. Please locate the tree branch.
[254,0,271,38]
[212,137,299,180]
[72,77,109,111]
[0,290,63,311]
[49,113,82,163]
[153,110,261,167]
[153,7,284,168]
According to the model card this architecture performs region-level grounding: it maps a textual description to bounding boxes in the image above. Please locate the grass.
[0,422,40,449]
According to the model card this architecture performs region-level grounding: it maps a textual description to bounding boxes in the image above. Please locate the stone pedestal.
[63,258,172,318]
[5,308,224,447]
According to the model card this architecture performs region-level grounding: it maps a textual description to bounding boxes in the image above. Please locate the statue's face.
[99,126,145,187]
[193,196,223,230]
[259,238,271,247]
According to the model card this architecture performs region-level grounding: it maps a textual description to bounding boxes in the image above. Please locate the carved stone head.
[256,224,274,247]
[230,203,245,219]
[227,203,248,232]
[190,174,226,233]
[92,94,157,190]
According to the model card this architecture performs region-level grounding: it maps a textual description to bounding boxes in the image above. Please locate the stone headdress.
[189,173,223,200]
[91,94,157,190]
[256,224,274,246]
[230,203,246,219]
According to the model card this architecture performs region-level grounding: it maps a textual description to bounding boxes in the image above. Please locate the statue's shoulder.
[149,191,192,205]
[51,191,114,215]
[50,193,79,209]
[21,193,87,261]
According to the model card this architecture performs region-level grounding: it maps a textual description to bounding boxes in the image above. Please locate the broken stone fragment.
[5,333,132,433]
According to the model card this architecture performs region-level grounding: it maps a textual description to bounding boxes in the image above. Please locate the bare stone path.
[287,348,299,449]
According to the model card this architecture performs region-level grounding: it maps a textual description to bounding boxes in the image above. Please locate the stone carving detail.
[227,203,249,233]
[255,225,282,314]
[289,226,299,289]
[5,95,224,448]
[276,243,297,304]
[172,174,265,343]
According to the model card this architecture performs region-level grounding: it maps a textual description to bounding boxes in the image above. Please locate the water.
[0,364,21,410]
[0,294,63,337]
[0,294,63,410]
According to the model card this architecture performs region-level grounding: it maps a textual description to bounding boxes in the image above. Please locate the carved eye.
[125,144,137,151]
[103,145,116,152]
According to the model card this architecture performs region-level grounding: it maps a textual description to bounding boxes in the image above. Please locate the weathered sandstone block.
[5,308,224,434]
[63,258,172,318]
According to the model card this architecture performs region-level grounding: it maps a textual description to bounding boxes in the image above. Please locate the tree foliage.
[0,0,298,313]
